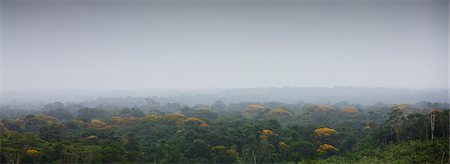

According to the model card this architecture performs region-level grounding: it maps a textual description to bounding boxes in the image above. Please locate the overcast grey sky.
[0,0,448,91]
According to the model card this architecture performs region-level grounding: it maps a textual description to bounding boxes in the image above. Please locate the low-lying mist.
[1,87,448,111]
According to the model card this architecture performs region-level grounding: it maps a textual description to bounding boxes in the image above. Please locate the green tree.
[288,141,315,163]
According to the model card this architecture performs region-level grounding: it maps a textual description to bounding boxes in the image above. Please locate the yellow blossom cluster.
[143,114,160,121]
[211,145,226,150]
[159,113,186,126]
[245,104,264,112]
[89,119,108,128]
[26,149,41,156]
[33,114,58,124]
[226,149,239,158]
[112,116,124,123]
[342,107,358,113]
[211,145,239,158]
[261,129,273,135]
[316,144,338,155]
[86,135,98,140]
[268,108,292,116]
[184,117,206,126]
[314,128,338,138]
[278,141,288,149]
[73,119,85,126]
[186,117,205,123]
[162,113,185,120]
[112,116,138,125]
[319,106,334,111]
[199,123,209,127]
[259,129,274,140]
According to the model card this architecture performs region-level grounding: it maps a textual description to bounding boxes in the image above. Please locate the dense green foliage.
[0,101,448,163]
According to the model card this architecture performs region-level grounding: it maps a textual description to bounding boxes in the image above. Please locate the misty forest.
[1,0,449,163]
[0,97,449,163]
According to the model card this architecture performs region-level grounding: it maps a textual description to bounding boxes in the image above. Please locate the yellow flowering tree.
[26,149,42,163]
[319,106,335,112]
[259,129,274,140]
[88,119,108,129]
[314,127,339,156]
[185,117,206,126]
[314,128,338,138]
[26,149,40,156]
[143,114,160,121]
[267,108,292,120]
[316,144,338,155]
[73,119,86,128]
[246,104,265,111]
[86,135,98,140]
[244,104,266,118]
[111,116,139,125]
[278,141,288,149]
[342,107,358,114]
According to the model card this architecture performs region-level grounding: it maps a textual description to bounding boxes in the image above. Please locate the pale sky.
[1,0,448,91]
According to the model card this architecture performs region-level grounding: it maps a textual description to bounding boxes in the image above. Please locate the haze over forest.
[1,0,448,92]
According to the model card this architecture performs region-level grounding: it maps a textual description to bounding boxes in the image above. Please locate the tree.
[124,133,141,162]
[23,114,60,133]
[244,105,266,119]
[44,102,74,121]
[185,117,206,126]
[183,108,219,120]
[145,97,161,111]
[0,133,45,164]
[341,107,358,114]
[212,100,228,112]
[77,108,108,121]
[288,141,315,164]
[120,107,145,117]
[25,149,42,164]
[314,127,339,157]
[267,108,292,121]
[39,123,64,141]
[210,145,239,163]
[98,141,126,163]
[183,139,211,163]
[88,119,108,129]
[316,144,339,156]
[386,105,407,143]
[314,127,338,138]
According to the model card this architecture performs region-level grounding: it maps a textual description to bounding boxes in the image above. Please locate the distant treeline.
[1,87,448,109]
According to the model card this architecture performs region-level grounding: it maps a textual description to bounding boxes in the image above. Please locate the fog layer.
[1,0,448,91]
